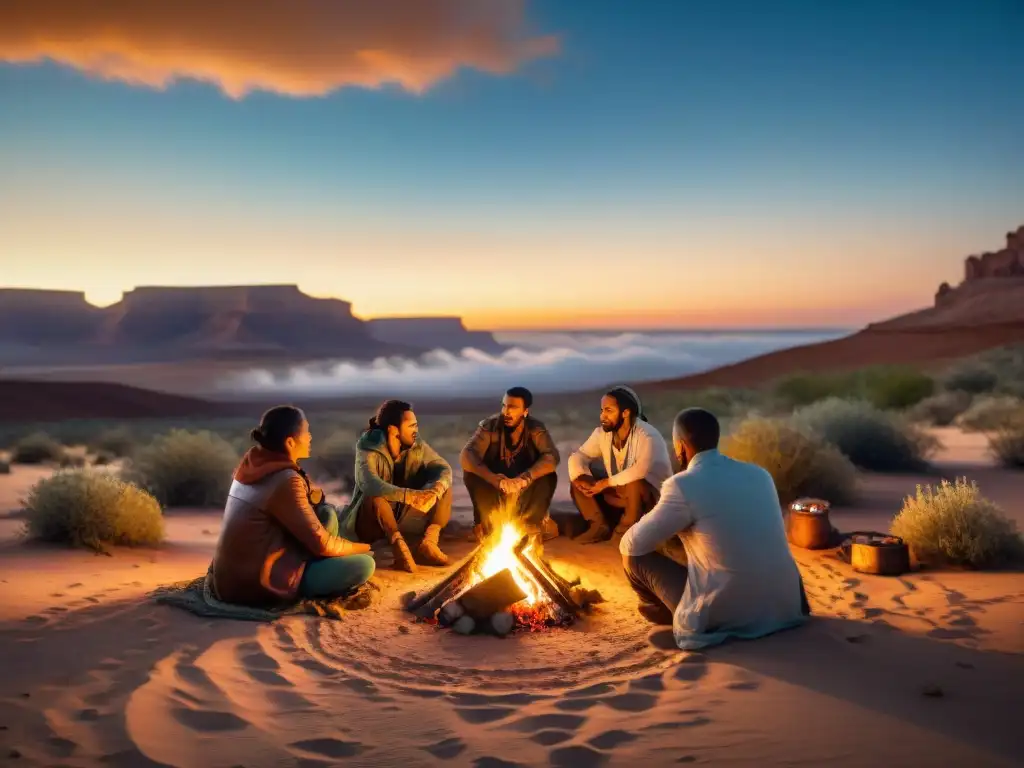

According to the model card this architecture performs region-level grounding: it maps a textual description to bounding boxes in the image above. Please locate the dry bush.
[22,469,165,552]
[123,429,239,508]
[59,454,87,469]
[721,416,858,506]
[954,395,1024,432]
[307,430,357,490]
[906,391,973,427]
[11,432,65,465]
[891,478,1024,568]
[92,450,116,466]
[941,363,999,395]
[988,417,1024,469]
[793,398,937,472]
[89,427,137,458]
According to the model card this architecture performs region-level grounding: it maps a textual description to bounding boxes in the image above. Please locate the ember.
[405,520,603,636]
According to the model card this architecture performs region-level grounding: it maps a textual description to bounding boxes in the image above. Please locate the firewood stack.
[404,533,604,636]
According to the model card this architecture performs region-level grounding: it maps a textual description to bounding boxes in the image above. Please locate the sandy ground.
[0,431,1022,767]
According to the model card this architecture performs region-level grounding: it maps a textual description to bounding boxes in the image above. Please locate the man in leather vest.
[460,386,560,541]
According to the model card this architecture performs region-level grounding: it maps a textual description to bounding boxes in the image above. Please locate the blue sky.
[1,0,1021,328]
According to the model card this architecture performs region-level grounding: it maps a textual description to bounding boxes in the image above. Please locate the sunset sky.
[1,0,1022,330]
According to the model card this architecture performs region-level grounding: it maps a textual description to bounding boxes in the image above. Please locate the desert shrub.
[123,429,239,508]
[0,459,9,474]
[793,397,937,472]
[954,395,1024,432]
[11,432,66,464]
[891,478,1024,568]
[940,363,999,395]
[988,416,1024,468]
[721,417,858,506]
[22,469,165,552]
[906,391,973,426]
[92,450,115,466]
[89,427,137,458]
[308,430,356,490]
[59,454,87,469]
[772,367,935,411]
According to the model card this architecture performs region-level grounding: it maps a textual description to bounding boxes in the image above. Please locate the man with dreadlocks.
[567,385,673,544]
[460,386,560,541]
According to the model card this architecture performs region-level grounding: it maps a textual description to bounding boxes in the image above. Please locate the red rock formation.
[961,225,1024,282]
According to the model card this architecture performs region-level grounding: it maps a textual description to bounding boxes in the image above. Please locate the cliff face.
[870,224,1024,332]
[365,316,504,353]
[0,285,503,365]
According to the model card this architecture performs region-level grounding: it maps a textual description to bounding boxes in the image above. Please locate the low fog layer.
[219,330,845,399]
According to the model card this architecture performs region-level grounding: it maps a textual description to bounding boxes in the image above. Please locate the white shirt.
[620,449,807,650]
[567,418,673,489]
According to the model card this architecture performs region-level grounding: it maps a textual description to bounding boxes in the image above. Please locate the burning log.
[458,569,528,619]
[406,547,488,618]
[513,535,580,617]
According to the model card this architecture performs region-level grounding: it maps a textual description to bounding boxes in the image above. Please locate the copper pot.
[844,532,910,576]
[785,498,833,549]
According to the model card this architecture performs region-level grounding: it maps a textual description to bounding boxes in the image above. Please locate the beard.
[600,415,625,433]
[503,414,523,430]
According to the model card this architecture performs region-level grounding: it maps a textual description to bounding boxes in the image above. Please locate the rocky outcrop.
[0,285,503,366]
[960,225,1024,282]
[871,223,1024,330]
[365,316,503,353]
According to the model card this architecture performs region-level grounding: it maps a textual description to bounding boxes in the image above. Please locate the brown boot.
[416,524,450,566]
[575,520,610,544]
[390,533,417,573]
[541,516,560,542]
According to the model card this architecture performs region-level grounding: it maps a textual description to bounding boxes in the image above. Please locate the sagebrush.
[721,416,858,506]
[11,432,65,464]
[22,469,165,551]
[988,418,1024,469]
[793,397,937,472]
[123,429,239,507]
[89,427,137,458]
[954,395,1024,432]
[891,478,1024,568]
[906,391,973,427]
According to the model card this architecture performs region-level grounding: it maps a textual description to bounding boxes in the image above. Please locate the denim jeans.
[299,502,375,598]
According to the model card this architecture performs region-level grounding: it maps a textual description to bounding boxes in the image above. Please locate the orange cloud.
[0,0,559,98]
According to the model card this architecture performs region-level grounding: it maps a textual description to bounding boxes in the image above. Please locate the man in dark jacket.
[460,386,560,541]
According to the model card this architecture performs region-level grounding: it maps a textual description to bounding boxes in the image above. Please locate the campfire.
[405,520,603,636]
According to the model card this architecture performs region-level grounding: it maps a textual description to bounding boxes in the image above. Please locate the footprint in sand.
[454,706,517,724]
[588,730,639,749]
[422,737,467,759]
[289,737,366,759]
[603,692,658,712]
[531,730,574,746]
[506,713,587,734]
[629,672,665,692]
[643,715,712,731]
[549,744,608,768]
[726,680,761,692]
[673,657,709,683]
[474,758,524,768]
[171,708,248,732]
[554,697,601,712]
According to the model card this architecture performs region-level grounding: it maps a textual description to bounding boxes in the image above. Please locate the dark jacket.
[210,447,367,607]
[341,428,452,537]
[460,414,560,486]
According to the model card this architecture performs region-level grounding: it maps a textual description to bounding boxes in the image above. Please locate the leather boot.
[575,520,610,544]
[390,533,417,573]
[541,516,560,541]
[416,524,450,566]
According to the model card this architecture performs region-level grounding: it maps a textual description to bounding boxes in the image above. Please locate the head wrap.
[608,385,647,422]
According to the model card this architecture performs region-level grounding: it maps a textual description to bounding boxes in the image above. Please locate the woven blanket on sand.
[151,566,379,622]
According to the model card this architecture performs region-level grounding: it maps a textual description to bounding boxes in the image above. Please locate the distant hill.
[635,224,1024,393]
[0,285,504,366]
[0,380,231,422]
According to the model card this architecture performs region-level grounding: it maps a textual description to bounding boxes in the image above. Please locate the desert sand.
[0,432,1022,767]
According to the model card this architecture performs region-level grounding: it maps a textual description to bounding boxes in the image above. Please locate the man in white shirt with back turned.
[619,407,810,650]
[567,386,673,544]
